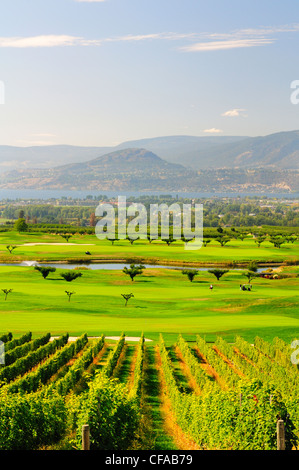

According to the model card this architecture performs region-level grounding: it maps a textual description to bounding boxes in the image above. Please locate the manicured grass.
[0,264,298,344]
[0,230,299,265]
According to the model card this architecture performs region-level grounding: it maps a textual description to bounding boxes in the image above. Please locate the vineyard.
[0,331,298,450]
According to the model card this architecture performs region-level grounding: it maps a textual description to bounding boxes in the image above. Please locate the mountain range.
[1,131,299,192]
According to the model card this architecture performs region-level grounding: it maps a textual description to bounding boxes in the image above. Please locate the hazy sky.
[0,0,299,147]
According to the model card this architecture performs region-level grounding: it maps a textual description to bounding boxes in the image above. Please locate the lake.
[0,261,277,273]
[1,189,299,201]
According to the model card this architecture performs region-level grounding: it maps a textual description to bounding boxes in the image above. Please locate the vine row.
[0,334,69,385]
[4,334,87,394]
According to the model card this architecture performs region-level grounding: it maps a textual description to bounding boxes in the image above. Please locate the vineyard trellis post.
[82,424,90,450]
[0,341,4,365]
[277,420,285,450]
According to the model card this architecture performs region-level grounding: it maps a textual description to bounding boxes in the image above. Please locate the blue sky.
[0,0,299,147]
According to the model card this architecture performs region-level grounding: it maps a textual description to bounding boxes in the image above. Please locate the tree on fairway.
[147,235,153,244]
[123,264,145,281]
[243,270,258,283]
[60,271,82,282]
[61,234,72,243]
[269,236,286,249]
[208,269,229,281]
[215,235,231,247]
[2,289,12,301]
[65,291,76,302]
[108,237,118,245]
[203,239,211,247]
[181,237,193,246]
[254,235,267,248]
[182,269,199,282]
[162,237,175,246]
[14,218,28,233]
[286,235,297,244]
[34,266,56,279]
[121,293,134,306]
[6,245,17,254]
[237,232,247,241]
[127,237,139,245]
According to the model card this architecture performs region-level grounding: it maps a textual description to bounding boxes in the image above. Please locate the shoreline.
[0,257,290,269]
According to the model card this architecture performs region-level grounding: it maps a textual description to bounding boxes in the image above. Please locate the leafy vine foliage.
[0,331,298,450]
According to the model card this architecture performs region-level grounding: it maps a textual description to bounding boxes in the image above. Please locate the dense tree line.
[1,196,299,227]
[1,205,95,226]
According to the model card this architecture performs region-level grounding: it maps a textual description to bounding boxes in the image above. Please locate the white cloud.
[221,108,248,118]
[203,128,223,134]
[0,35,104,48]
[178,23,299,53]
[180,38,274,52]
[0,23,298,50]
[0,32,197,48]
[0,35,81,48]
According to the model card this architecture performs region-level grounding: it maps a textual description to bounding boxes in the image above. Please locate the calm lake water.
[0,261,277,273]
[0,189,299,200]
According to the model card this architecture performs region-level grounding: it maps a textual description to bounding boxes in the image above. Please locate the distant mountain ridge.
[1,131,299,173]
[1,131,299,192]
[0,145,111,172]
[186,131,299,170]
[0,148,190,191]
[58,147,185,172]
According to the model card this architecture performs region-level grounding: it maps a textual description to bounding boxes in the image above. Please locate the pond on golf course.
[0,261,279,273]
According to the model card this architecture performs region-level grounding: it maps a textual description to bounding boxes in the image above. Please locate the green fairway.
[0,263,298,344]
[0,230,299,265]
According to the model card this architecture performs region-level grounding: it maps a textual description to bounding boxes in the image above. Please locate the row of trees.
[182,260,260,284]
[3,197,299,227]
[103,232,298,249]
[10,219,77,240]
[2,206,96,226]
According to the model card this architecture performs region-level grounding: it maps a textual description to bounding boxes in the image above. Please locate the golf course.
[0,229,299,344]
[1,225,299,451]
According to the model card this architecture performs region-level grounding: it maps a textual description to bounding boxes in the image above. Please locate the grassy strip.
[130,333,145,399]
[139,344,177,450]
